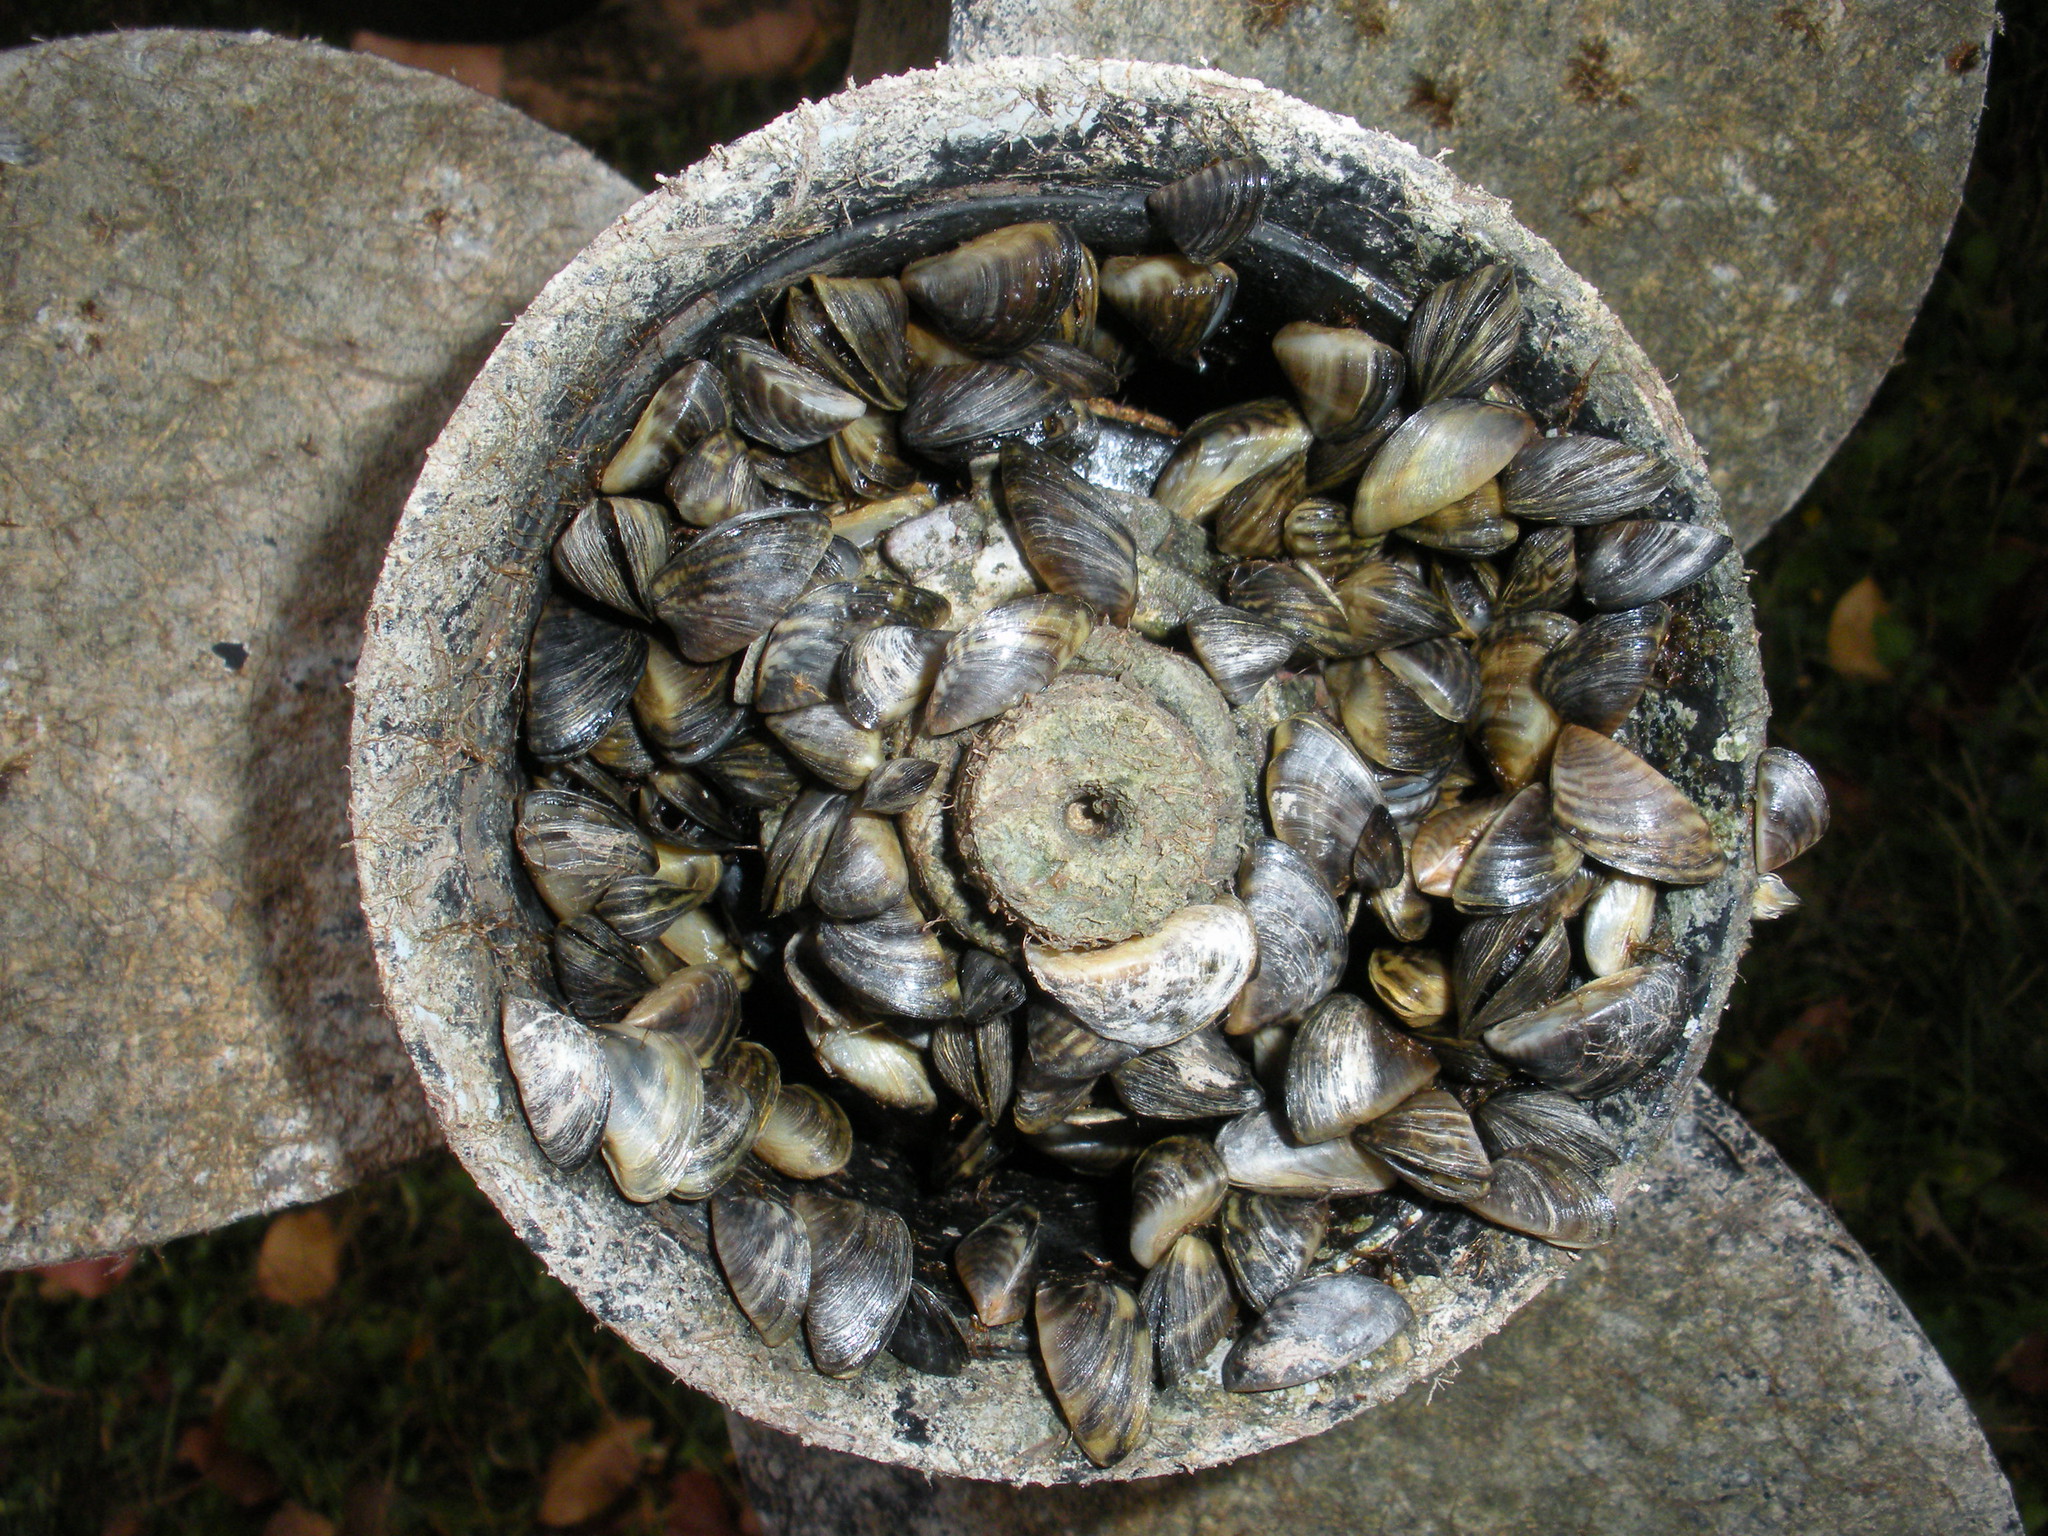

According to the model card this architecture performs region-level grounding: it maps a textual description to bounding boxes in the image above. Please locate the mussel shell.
[648,505,831,663]
[700,735,804,810]
[931,1013,1015,1123]
[1463,1145,1618,1248]
[666,428,764,529]
[1378,635,1481,724]
[619,961,739,1063]
[899,362,1081,465]
[1582,872,1658,977]
[1475,610,1577,791]
[1409,796,1503,898]
[1448,784,1583,916]
[815,900,963,1021]
[1035,1279,1153,1467]
[1140,1232,1237,1387]
[1221,1272,1411,1391]
[1282,496,1368,580]
[1010,1070,1100,1137]
[810,811,911,922]
[1482,960,1689,1098]
[1227,561,1359,658]
[922,593,1092,735]
[1757,869,1802,915]
[829,412,918,501]
[1213,454,1308,560]
[797,1192,914,1377]
[1129,1135,1229,1268]
[1098,254,1238,366]
[1755,746,1829,872]
[959,948,1027,1024]
[1025,901,1257,1049]
[888,1282,972,1376]
[712,1190,811,1346]
[1264,714,1383,897]
[1219,1189,1328,1313]
[764,788,851,916]
[1215,1107,1398,1196]
[597,1027,704,1202]
[1367,946,1451,1030]
[932,1115,1006,1188]
[1405,262,1522,405]
[1148,154,1269,264]
[1537,603,1670,734]
[752,440,842,501]
[502,993,610,1170]
[632,640,744,761]
[599,358,730,494]
[955,1204,1040,1327]
[1185,606,1297,706]
[1334,654,1463,777]
[1352,400,1535,537]
[645,765,744,840]
[1026,1000,1141,1081]
[1152,398,1313,523]
[1474,1087,1622,1172]
[841,624,950,730]
[588,709,658,777]
[554,497,674,621]
[1396,478,1517,557]
[1496,524,1577,613]
[1549,724,1726,884]
[524,598,649,763]
[832,487,938,551]
[900,222,1084,356]
[1578,518,1733,610]
[1499,431,1677,525]
[516,786,655,921]
[785,275,911,411]
[1226,837,1347,1034]
[1000,441,1139,624]
[1357,1087,1492,1201]
[1283,992,1439,1143]
[1112,1028,1264,1120]
[1453,907,1571,1037]
[554,912,651,1023]
[1430,553,1499,641]
[719,335,867,452]
[860,755,941,814]
[1014,337,1124,398]
[764,702,884,791]
[1351,803,1406,892]
[753,1083,853,1179]
[597,862,724,949]
[1332,558,1456,652]
[1271,321,1405,443]
[1368,867,1434,945]
[672,1051,772,1199]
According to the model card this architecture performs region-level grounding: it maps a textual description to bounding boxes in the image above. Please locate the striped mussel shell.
[1497,525,1577,613]
[1475,610,1577,792]
[1352,400,1535,537]
[670,1041,778,1199]
[1499,431,1677,525]
[717,334,867,452]
[1463,1145,1618,1249]
[619,962,739,1064]
[1226,560,1359,658]
[515,785,653,921]
[666,428,763,529]
[1152,398,1312,523]
[753,1083,853,1180]
[1332,654,1463,778]
[795,1191,914,1377]
[553,912,651,1024]
[901,222,1084,356]
[647,505,831,664]
[1453,906,1571,1038]
[754,579,947,715]
[1025,901,1257,1050]
[900,362,1082,465]
[859,755,941,814]
[999,441,1139,624]
[1186,606,1297,706]
[814,899,963,1021]
[1271,320,1405,443]
[1283,992,1439,1144]
[502,993,610,1171]
[1579,518,1733,610]
[1755,746,1829,872]
[1222,1271,1411,1392]
[764,702,883,791]
[1225,837,1347,1034]
[596,1027,704,1202]
[1148,154,1269,264]
[930,1012,1015,1124]
[810,811,911,922]
[523,598,648,763]
[1367,946,1452,1031]
[1140,1232,1236,1386]
[1356,1087,1493,1201]
[1213,454,1309,560]
[1474,1086,1623,1173]
[763,788,850,917]
[783,274,910,410]
[1099,254,1238,366]
[829,412,919,501]
[1405,262,1523,405]
[1549,725,1725,884]
[599,358,730,494]
[1129,1135,1229,1269]
[1282,496,1370,581]
[1219,1189,1327,1313]
[1214,1107,1397,1197]
[1448,784,1583,917]
[553,496,673,621]
[922,593,1093,735]
[788,939,941,1111]
[1396,478,1517,558]
[841,624,950,729]
[1264,714,1384,897]
[954,1203,1040,1328]
[1536,603,1670,733]
[712,1184,811,1346]
[1332,558,1456,652]
[1482,960,1689,1099]
[632,640,743,762]
[1035,1279,1153,1467]
[1112,1027,1263,1120]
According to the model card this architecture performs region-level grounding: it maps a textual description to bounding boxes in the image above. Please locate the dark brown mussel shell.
[1013,337,1124,398]
[1219,1189,1327,1312]
[900,362,1081,465]
[1333,654,1463,777]
[1452,907,1571,1038]
[860,755,941,814]
[1496,525,1577,613]
[1499,432,1677,525]
[828,412,919,502]
[1549,724,1725,884]
[764,701,884,791]
[1396,478,1517,557]
[666,428,764,529]
[1578,518,1732,610]
[795,1192,914,1377]
[1333,558,1455,652]
[632,639,743,762]
[1405,262,1523,405]
[524,597,648,763]
[1112,1028,1263,1119]
[1282,496,1369,580]
[1153,398,1314,523]
[1356,1087,1492,1201]
[554,912,650,1026]
[1213,454,1308,560]
[888,1282,972,1376]
[1378,635,1481,723]
[554,496,673,622]
[930,1012,1014,1124]
[1536,603,1670,733]
[1000,441,1139,624]
[1228,561,1358,658]
[1035,1279,1152,1467]
[1099,254,1238,366]
[1283,992,1439,1144]
[922,593,1093,735]
[699,734,802,809]
[815,898,963,1021]
[959,948,1027,1023]
[955,1204,1039,1327]
[1226,837,1347,1034]
[712,1189,810,1346]
[1140,1232,1236,1386]
[1463,1145,1618,1249]
[1448,783,1583,916]
[1148,154,1270,264]
[718,334,867,452]
[516,784,654,921]
[1474,1087,1622,1172]
[648,505,831,663]
[763,788,850,916]
[783,275,910,411]
[599,358,730,494]
[900,221,1084,356]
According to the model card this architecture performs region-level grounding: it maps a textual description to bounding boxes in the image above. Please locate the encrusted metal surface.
[349,57,1762,1482]
[0,30,636,1267]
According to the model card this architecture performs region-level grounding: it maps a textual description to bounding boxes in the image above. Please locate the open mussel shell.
[1463,1146,1618,1249]
[1000,441,1139,624]
[1496,525,1576,613]
[1112,1028,1263,1119]
[1153,398,1313,523]
[599,358,730,494]
[516,786,654,921]
[1755,746,1829,872]
[1148,154,1269,264]
[815,900,962,1021]
[1550,724,1726,884]
[1405,262,1522,405]
[794,1192,914,1378]
[1353,400,1534,537]
[1130,1135,1229,1268]
[1219,1189,1327,1313]
[764,702,883,792]
[1367,947,1451,1030]
[1333,558,1455,652]
[1475,610,1576,791]
[901,221,1083,356]
[1185,606,1296,706]
[717,335,867,452]
[1499,431,1677,525]
[1264,714,1383,897]
[954,1204,1039,1327]
[1215,1107,1397,1196]
[923,593,1093,735]
[1448,784,1583,916]
[1578,517,1733,610]
[1140,1232,1236,1387]
[1536,603,1669,734]
[524,598,648,764]
[596,1028,704,1202]
[1227,561,1358,658]
[1582,872,1658,977]
[648,505,831,664]
[900,362,1080,465]
[1227,837,1346,1034]
[1430,553,1499,641]
[1334,654,1463,777]
[1483,960,1688,1098]
[810,811,910,922]
[619,962,739,1063]
[1099,254,1237,366]
[554,497,673,622]
[931,1013,1014,1123]
[554,912,652,1023]
[1222,1272,1411,1392]
[502,994,610,1170]
[753,1083,853,1179]
[1026,901,1257,1049]
[764,788,850,916]
[712,1189,811,1347]
[1453,908,1570,1037]
[1356,1088,1491,1201]
[860,756,940,815]
[1271,321,1404,443]
[1474,1087,1622,1172]
[1035,1280,1153,1468]
[1284,992,1439,1144]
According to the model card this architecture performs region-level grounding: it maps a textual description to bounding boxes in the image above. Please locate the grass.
[4,0,2047,1530]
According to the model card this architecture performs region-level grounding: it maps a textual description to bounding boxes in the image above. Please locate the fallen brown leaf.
[538,1417,653,1528]
[1826,575,1894,681]
[256,1207,341,1306]
[264,1503,338,1536]
[176,1423,281,1507]
[35,1251,135,1300]
[1997,1332,2048,1395]
[660,1469,739,1536]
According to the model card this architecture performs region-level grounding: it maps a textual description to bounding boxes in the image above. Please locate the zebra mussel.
[500,152,1825,1470]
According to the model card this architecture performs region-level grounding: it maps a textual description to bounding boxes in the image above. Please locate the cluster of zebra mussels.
[503,156,1830,1468]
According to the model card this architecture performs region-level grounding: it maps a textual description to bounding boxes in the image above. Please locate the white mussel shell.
[502,994,610,1170]
[1026,901,1257,1049]
[1221,1271,1411,1391]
